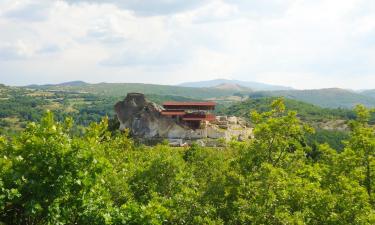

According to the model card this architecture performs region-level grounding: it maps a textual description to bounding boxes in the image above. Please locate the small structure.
[161,101,216,129]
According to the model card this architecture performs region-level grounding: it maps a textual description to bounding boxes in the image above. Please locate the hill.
[217,97,357,150]
[249,88,375,108]
[0,85,203,135]
[26,82,251,99]
[179,79,292,91]
[218,97,355,123]
[361,89,375,98]
[56,80,89,86]
[26,80,89,88]
[20,81,375,109]
[212,83,252,91]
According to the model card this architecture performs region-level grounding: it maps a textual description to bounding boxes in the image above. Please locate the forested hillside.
[1,100,375,224]
[1,83,375,151]
[0,85,198,135]
[250,88,375,108]
[218,97,357,123]
[26,82,375,109]
[1,84,372,152]
[29,82,248,99]
[218,97,359,150]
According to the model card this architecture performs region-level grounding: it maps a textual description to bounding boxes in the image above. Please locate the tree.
[1,103,375,224]
[0,112,116,224]
[239,98,313,172]
[343,105,375,202]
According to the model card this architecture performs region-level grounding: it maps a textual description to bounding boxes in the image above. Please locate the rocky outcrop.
[114,93,189,139]
[114,93,253,145]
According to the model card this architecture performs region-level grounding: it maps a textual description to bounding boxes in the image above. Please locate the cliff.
[114,93,252,145]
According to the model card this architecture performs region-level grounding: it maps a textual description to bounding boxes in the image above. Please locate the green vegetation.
[30,82,248,99]
[250,88,375,108]
[218,97,356,122]
[1,84,372,153]
[218,97,362,150]
[307,129,349,151]
[0,85,200,136]
[22,82,375,108]
[0,86,118,135]
[1,100,375,224]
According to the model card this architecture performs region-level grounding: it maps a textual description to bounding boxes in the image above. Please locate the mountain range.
[179,79,375,108]
[17,79,375,109]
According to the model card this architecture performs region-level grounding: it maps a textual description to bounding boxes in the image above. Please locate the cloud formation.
[0,41,35,60]
[64,0,208,16]
[4,1,52,21]
[0,0,374,89]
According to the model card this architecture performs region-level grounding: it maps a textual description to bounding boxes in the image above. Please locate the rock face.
[115,93,253,145]
[115,93,188,139]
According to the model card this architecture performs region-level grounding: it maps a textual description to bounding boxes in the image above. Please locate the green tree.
[1,102,375,224]
[0,112,117,224]
[239,98,313,172]
[343,105,375,202]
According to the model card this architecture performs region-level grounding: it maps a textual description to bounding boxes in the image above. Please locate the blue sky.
[0,0,374,89]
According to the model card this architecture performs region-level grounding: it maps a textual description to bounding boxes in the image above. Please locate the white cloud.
[0,0,374,89]
[0,40,36,60]
[64,0,210,16]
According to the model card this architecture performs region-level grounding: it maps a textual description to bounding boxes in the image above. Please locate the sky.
[0,0,374,89]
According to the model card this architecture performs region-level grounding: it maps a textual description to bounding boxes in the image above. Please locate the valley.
[1,80,374,150]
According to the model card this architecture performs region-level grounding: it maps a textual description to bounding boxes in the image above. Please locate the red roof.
[161,110,186,116]
[163,101,216,107]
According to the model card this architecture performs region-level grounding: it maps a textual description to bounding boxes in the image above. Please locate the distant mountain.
[212,83,252,91]
[57,81,89,86]
[26,80,89,88]
[249,88,375,108]
[179,79,293,91]
[361,90,375,98]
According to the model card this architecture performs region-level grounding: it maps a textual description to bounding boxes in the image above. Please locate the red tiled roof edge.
[162,101,216,106]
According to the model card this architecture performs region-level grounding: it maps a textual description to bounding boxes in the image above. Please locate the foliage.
[218,97,363,150]
[307,129,349,151]
[1,100,375,224]
[218,97,356,123]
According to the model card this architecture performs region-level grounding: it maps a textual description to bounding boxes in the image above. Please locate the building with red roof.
[161,101,216,129]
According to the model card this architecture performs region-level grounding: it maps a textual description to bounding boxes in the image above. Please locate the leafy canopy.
[1,100,375,224]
